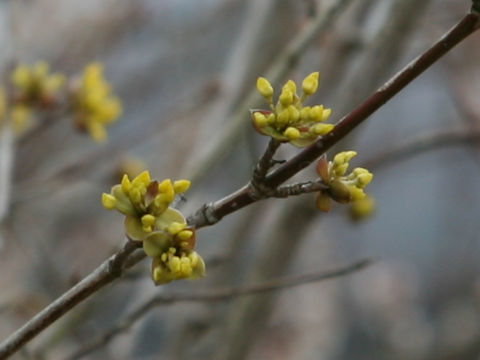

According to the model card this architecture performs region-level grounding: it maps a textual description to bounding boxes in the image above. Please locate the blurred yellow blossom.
[102,171,205,285]
[11,61,65,107]
[252,72,334,147]
[315,151,373,212]
[0,87,6,128]
[116,156,148,180]
[0,86,31,136]
[10,105,34,136]
[72,63,122,142]
[349,195,376,221]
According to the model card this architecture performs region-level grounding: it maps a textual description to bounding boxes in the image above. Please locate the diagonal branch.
[0,241,145,360]
[188,7,480,230]
[66,258,373,360]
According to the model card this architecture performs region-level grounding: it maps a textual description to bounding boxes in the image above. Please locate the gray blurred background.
[1,0,480,359]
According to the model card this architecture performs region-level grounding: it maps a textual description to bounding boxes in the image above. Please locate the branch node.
[251,139,281,185]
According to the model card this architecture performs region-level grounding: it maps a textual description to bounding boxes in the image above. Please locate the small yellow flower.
[102,171,205,285]
[252,72,333,147]
[315,152,374,211]
[72,63,122,142]
[151,250,205,285]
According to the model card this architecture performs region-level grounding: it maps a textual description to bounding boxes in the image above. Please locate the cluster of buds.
[102,171,205,285]
[315,151,373,212]
[71,63,122,142]
[252,72,334,147]
[0,61,122,141]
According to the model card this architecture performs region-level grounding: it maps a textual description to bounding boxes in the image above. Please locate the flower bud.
[311,123,334,135]
[350,196,376,221]
[277,109,290,124]
[302,72,319,95]
[279,88,294,106]
[173,179,191,194]
[253,112,268,127]
[321,108,332,121]
[284,80,297,94]
[256,77,274,98]
[284,127,300,140]
[101,193,116,209]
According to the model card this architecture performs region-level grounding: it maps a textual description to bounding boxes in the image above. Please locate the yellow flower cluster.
[252,72,334,147]
[102,171,205,285]
[11,61,65,106]
[4,62,66,135]
[316,151,373,212]
[0,60,123,140]
[72,63,122,142]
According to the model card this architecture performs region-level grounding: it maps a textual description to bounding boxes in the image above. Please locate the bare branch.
[0,240,144,360]
[66,258,373,360]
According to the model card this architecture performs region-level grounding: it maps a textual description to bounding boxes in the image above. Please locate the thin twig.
[65,258,373,360]
[273,180,328,198]
[250,138,281,197]
[187,8,480,230]
[252,138,281,182]
[364,129,480,170]
[0,240,143,360]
